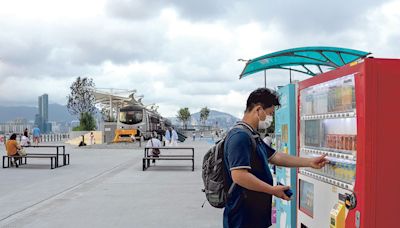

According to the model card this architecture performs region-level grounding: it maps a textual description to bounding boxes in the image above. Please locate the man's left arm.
[270,152,328,169]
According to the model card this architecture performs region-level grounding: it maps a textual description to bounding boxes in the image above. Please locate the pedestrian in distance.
[90,132,95,145]
[164,128,171,146]
[32,126,41,145]
[170,127,178,146]
[146,132,162,163]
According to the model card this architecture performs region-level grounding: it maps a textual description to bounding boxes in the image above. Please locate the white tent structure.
[92,88,142,121]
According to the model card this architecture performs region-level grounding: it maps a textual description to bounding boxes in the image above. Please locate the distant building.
[0,118,32,134]
[48,121,70,133]
[35,94,50,133]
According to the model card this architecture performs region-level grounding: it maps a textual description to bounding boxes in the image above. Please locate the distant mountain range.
[168,110,240,129]
[0,104,76,122]
[0,105,240,129]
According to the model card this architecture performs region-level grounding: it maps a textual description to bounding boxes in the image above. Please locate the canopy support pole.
[264,70,266,88]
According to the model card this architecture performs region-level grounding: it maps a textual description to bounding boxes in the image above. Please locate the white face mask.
[257,109,273,130]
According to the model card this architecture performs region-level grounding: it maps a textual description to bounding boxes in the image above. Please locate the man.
[170,127,178,146]
[146,132,162,163]
[223,88,328,228]
[32,126,41,145]
[164,128,171,146]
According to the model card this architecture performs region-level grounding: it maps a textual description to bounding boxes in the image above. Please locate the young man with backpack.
[221,88,328,228]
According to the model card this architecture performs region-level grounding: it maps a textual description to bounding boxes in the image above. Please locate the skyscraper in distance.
[35,94,50,133]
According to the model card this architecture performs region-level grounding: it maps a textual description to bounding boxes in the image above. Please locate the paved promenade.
[0,140,222,228]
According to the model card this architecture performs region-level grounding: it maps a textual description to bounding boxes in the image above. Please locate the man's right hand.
[272,185,291,201]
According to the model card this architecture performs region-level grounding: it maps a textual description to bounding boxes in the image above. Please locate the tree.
[200,107,210,127]
[176,107,191,129]
[67,77,97,131]
[73,112,97,131]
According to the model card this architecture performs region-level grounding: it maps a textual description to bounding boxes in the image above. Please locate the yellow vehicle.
[113,104,171,142]
[113,129,137,143]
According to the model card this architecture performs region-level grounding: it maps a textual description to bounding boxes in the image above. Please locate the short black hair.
[9,133,17,140]
[245,88,280,112]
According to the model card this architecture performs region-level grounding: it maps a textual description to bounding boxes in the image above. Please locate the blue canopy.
[239,46,371,78]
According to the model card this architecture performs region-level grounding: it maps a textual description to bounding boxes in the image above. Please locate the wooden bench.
[3,154,57,169]
[143,147,194,171]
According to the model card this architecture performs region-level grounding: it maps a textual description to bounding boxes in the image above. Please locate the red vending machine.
[296,58,400,228]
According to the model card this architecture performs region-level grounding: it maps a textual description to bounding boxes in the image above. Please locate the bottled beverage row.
[325,134,357,151]
[303,117,357,153]
[301,76,355,116]
[299,169,353,191]
[300,148,355,161]
[305,155,356,184]
[301,111,356,120]
[304,133,357,153]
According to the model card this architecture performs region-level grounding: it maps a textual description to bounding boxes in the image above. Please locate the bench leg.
[142,159,146,171]
[147,159,150,168]
[2,156,7,168]
[51,157,54,169]
[192,159,194,171]
[63,155,68,165]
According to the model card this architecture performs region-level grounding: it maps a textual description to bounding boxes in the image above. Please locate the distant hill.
[168,110,240,129]
[0,104,76,122]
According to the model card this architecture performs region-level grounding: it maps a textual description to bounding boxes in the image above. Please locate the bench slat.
[145,147,194,149]
[143,157,193,160]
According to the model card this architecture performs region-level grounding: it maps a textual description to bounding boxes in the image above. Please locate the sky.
[0,0,400,118]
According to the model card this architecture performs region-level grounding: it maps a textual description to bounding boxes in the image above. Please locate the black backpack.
[201,122,258,208]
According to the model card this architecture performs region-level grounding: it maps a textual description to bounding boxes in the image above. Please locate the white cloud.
[0,0,399,120]
[0,0,106,19]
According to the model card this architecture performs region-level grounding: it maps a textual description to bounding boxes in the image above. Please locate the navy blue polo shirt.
[223,123,276,228]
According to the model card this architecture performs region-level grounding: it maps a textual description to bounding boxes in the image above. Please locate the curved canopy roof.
[239,46,371,78]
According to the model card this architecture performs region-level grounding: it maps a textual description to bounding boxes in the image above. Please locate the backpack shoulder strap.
[232,122,259,156]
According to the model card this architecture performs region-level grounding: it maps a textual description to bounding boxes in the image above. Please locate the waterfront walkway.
[0,140,222,228]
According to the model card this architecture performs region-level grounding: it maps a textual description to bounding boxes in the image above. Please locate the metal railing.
[0,133,70,144]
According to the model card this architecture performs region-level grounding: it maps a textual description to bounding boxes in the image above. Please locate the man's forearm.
[231,170,275,194]
[270,152,311,167]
